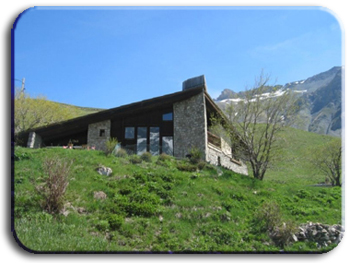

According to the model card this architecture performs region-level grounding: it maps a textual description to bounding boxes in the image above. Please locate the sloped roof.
[19,86,211,140]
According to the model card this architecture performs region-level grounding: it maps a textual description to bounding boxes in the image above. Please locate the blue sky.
[14,6,342,109]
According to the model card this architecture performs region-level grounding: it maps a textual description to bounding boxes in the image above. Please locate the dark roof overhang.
[21,86,206,139]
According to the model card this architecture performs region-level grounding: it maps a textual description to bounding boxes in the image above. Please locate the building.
[20,75,248,175]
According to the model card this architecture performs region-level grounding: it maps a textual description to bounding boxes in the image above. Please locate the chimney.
[182,75,207,92]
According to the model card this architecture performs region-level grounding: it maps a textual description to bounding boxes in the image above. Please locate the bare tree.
[310,140,342,186]
[224,72,298,180]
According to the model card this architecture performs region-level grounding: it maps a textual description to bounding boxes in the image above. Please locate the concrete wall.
[87,120,111,151]
[27,132,42,148]
[207,144,248,176]
[173,91,208,158]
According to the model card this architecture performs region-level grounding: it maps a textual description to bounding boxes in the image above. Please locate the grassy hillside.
[13,128,342,253]
[50,101,104,118]
[265,127,340,184]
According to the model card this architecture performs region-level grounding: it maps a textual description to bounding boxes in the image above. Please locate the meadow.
[13,128,342,253]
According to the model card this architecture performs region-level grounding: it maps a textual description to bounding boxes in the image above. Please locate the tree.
[14,89,75,134]
[310,140,342,186]
[222,72,298,180]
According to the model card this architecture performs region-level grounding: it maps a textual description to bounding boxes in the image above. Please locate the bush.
[251,201,281,233]
[251,201,297,248]
[176,162,198,172]
[105,137,118,156]
[141,152,152,162]
[115,148,127,158]
[270,220,297,248]
[197,160,206,170]
[107,214,124,230]
[129,155,142,164]
[158,153,171,161]
[189,147,203,164]
[96,220,110,232]
[36,158,72,214]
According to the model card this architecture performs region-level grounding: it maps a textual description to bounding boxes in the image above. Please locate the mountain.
[215,66,343,137]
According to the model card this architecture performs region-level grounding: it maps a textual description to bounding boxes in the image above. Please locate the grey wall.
[207,145,248,176]
[27,132,42,148]
[173,91,208,158]
[87,120,111,151]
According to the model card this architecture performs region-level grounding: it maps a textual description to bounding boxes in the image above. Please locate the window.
[162,112,173,121]
[150,127,160,155]
[162,136,173,156]
[99,129,105,137]
[137,127,147,155]
[125,127,135,139]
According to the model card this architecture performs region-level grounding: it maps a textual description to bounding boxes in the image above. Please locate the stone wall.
[87,120,111,151]
[295,222,344,248]
[27,132,43,148]
[207,144,248,176]
[173,91,207,158]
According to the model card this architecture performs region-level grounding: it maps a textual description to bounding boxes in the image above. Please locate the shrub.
[107,214,124,230]
[36,158,72,214]
[141,152,152,162]
[251,201,281,233]
[197,160,206,170]
[129,155,142,164]
[96,220,110,232]
[115,148,127,158]
[159,153,171,161]
[189,147,203,164]
[176,162,197,172]
[270,220,297,248]
[105,137,118,156]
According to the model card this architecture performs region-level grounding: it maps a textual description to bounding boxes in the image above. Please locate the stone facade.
[173,92,207,158]
[207,144,248,176]
[87,120,111,151]
[27,132,42,148]
[173,89,248,176]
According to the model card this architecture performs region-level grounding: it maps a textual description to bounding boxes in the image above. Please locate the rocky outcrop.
[295,222,344,248]
[96,165,112,176]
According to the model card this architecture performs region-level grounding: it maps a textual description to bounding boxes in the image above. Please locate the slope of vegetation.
[265,126,341,184]
[53,101,104,117]
[13,128,342,253]
[14,90,103,135]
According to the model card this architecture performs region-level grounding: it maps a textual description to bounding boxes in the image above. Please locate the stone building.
[20,75,248,175]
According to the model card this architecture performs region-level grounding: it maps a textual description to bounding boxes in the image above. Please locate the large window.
[150,127,160,155]
[162,136,173,156]
[137,127,147,155]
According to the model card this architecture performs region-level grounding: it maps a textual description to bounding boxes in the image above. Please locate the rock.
[294,222,344,248]
[96,166,112,176]
[62,210,70,217]
[77,207,86,214]
[292,234,298,242]
[94,191,107,200]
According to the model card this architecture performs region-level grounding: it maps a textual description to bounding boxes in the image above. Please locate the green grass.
[13,128,342,253]
[264,126,341,184]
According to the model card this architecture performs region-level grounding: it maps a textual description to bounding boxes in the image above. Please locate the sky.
[13,6,342,109]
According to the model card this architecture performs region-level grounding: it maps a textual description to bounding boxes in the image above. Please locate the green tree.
[14,89,75,134]
[220,72,299,180]
[310,139,342,186]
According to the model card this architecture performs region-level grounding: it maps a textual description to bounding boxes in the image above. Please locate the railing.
[207,131,221,149]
